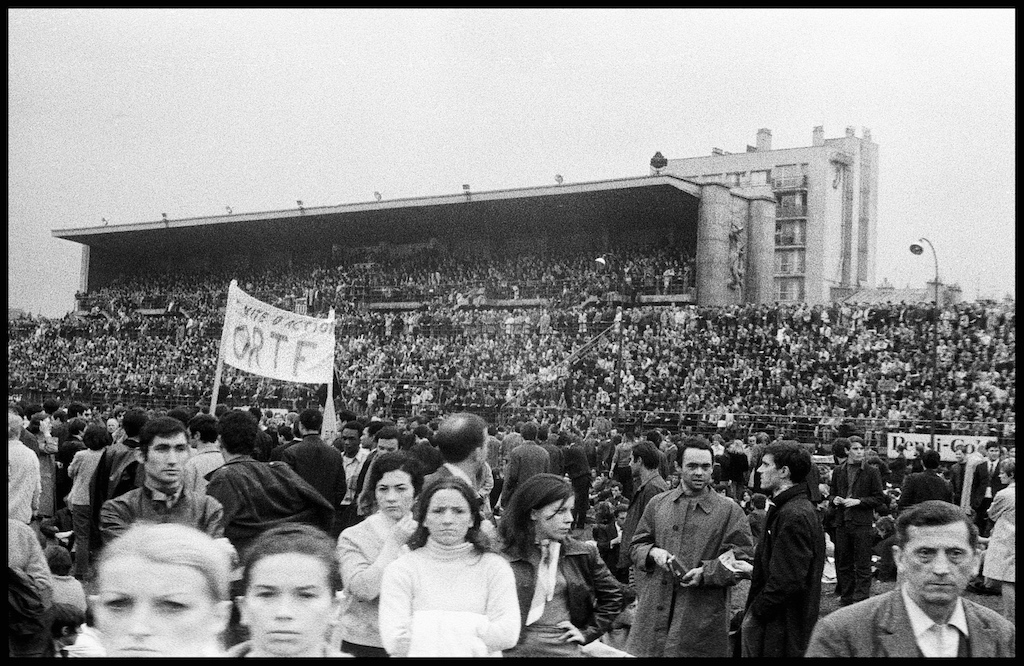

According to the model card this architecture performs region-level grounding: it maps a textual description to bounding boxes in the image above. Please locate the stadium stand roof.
[52,174,710,251]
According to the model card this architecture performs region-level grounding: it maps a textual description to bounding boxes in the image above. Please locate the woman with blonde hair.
[89,522,232,657]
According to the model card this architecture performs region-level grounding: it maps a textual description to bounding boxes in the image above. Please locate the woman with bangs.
[231,523,351,657]
[378,476,520,657]
[499,473,623,656]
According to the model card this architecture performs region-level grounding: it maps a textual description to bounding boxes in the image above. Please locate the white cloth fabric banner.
[219,280,335,384]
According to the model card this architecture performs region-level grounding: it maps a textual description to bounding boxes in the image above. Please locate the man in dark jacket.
[897,448,953,511]
[829,437,886,606]
[561,432,592,530]
[616,442,668,571]
[281,408,347,538]
[742,440,826,657]
[205,411,333,560]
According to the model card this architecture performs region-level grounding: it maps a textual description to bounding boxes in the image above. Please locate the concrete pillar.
[745,194,777,304]
[696,183,733,307]
[79,245,91,294]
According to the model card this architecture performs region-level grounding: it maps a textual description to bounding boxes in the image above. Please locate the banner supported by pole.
[213,280,337,419]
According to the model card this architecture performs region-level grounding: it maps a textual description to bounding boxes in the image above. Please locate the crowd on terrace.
[10,244,1015,442]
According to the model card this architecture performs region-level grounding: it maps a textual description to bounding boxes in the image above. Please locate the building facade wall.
[657,127,878,305]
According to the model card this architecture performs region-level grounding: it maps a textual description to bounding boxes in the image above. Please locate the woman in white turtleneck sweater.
[379,477,520,657]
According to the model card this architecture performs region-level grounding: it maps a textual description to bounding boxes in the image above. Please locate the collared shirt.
[901,583,969,658]
[148,484,184,509]
[985,460,998,498]
[443,462,475,488]
[341,448,368,505]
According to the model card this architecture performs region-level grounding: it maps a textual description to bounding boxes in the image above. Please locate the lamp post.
[909,238,939,451]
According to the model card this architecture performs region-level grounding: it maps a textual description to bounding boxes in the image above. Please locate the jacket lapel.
[877,592,921,657]
[963,601,997,657]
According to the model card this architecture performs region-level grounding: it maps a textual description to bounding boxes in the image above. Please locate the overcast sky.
[8,8,1015,317]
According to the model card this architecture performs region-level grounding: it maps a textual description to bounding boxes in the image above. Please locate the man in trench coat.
[626,438,754,657]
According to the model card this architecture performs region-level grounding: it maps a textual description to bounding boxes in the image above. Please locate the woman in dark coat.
[499,474,622,656]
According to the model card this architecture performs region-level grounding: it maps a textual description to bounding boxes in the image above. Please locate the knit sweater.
[379,540,520,657]
[336,513,410,648]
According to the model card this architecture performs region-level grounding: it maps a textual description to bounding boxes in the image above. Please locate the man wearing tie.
[976,442,1006,538]
[806,501,1015,657]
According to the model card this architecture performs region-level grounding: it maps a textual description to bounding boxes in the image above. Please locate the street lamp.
[909,238,939,452]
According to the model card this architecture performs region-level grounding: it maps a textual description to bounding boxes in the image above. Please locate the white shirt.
[985,460,998,498]
[342,448,368,505]
[901,584,969,658]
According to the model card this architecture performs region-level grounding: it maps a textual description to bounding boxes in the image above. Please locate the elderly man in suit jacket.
[806,501,1015,657]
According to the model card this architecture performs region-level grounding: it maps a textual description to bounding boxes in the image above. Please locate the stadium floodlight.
[162,213,168,221]
[225,206,232,214]
[555,174,563,185]
[909,237,939,452]
[102,218,108,225]
[374,192,382,202]
[296,200,304,208]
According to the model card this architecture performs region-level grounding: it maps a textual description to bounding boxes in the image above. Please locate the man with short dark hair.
[498,420,550,509]
[899,449,954,511]
[627,437,754,657]
[741,440,826,657]
[829,437,886,606]
[205,411,334,560]
[89,408,148,545]
[282,408,348,538]
[806,500,1015,657]
[562,431,592,530]
[99,416,224,545]
[334,421,367,533]
[182,413,223,496]
[617,441,667,572]
[975,442,1006,537]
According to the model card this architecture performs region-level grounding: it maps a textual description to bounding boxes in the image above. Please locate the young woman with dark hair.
[378,476,520,657]
[498,473,622,656]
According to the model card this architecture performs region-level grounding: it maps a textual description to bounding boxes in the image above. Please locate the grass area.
[818,579,1007,618]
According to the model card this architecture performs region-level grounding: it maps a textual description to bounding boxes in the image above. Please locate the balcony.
[776,205,807,219]
[774,235,806,248]
[772,175,807,190]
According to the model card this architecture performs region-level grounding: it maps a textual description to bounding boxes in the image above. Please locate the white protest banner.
[886,432,998,463]
[218,281,336,384]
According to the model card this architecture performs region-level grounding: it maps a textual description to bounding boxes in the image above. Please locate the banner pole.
[210,355,225,416]
[211,280,237,415]
[321,307,339,441]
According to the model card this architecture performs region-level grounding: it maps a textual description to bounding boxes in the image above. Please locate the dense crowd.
[9,294,1015,442]
[8,400,1015,657]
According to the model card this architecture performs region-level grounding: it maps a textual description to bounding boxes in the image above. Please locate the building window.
[775,220,806,246]
[750,170,768,186]
[776,277,805,302]
[774,249,806,275]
